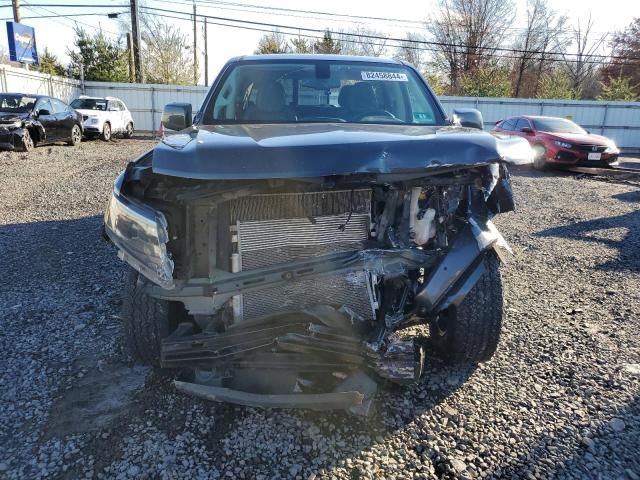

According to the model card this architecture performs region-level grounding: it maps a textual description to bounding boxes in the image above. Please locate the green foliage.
[424,72,447,96]
[598,76,639,101]
[37,48,66,77]
[537,71,579,99]
[290,37,311,53]
[460,65,511,97]
[255,31,290,54]
[313,30,341,54]
[142,17,194,85]
[68,27,129,82]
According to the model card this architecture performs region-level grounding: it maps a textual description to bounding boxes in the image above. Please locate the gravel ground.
[0,139,638,480]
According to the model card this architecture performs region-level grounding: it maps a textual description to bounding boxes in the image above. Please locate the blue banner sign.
[6,22,38,64]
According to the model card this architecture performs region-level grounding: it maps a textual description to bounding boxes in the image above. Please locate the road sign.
[6,21,38,64]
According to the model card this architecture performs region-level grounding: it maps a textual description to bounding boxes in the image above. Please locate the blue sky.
[2,0,638,83]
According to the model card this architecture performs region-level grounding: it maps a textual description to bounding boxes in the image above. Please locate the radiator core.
[229,189,374,322]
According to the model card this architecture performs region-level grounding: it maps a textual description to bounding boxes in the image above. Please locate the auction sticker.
[361,71,408,81]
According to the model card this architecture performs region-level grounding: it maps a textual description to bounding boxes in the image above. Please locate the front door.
[35,98,59,141]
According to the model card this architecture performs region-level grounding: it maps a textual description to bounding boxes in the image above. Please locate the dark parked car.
[0,93,83,151]
[104,55,532,413]
[492,115,620,169]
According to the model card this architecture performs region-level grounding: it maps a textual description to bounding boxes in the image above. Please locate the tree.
[511,0,569,97]
[425,72,447,96]
[562,15,607,99]
[255,30,290,54]
[338,28,387,57]
[68,27,129,82]
[601,18,640,98]
[36,48,66,76]
[537,70,577,99]
[460,63,511,97]
[314,30,341,54]
[290,37,311,53]
[141,16,194,84]
[597,76,639,101]
[394,33,426,69]
[426,0,515,93]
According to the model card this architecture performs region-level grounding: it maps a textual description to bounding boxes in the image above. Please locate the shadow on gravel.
[536,210,640,273]
[483,394,640,479]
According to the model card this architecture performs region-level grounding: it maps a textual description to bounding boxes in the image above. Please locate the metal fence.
[1,64,639,148]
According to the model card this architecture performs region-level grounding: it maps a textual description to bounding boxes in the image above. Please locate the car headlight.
[553,140,572,149]
[604,143,619,154]
[89,117,99,124]
[0,120,23,129]
[103,181,174,289]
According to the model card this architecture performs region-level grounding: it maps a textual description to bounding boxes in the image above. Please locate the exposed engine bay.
[106,156,517,414]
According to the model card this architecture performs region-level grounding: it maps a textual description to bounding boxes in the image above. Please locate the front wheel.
[102,122,111,141]
[532,144,547,170]
[123,122,134,139]
[68,124,82,146]
[20,129,34,151]
[430,252,503,364]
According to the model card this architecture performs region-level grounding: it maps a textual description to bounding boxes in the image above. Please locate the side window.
[50,98,67,114]
[501,118,516,131]
[514,118,531,131]
[36,98,53,114]
[118,101,127,111]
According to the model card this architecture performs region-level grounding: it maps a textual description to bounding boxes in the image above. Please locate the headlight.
[553,140,572,149]
[89,117,99,124]
[604,143,619,154]
[0,120,22,129]
[103,187,174,289]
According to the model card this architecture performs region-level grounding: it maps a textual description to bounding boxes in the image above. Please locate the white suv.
[70,96,134,141]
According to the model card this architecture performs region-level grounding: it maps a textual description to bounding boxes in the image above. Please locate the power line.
[21,3,122,36]
[138,5,639,63]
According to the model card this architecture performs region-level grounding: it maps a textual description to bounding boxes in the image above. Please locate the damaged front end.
[105,132,528,413]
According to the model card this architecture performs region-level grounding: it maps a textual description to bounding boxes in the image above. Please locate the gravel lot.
[0,139,638,480]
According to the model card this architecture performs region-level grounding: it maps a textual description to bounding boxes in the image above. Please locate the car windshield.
[70,98,108,111]
[0,94,37,113]
[532,118,586,134]
[204,60,442,125]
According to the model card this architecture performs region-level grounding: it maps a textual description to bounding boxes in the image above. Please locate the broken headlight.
[104,173,174,289]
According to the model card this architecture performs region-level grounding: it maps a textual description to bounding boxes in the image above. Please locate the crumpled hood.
[152,123,533,180]
[0,112,29,124]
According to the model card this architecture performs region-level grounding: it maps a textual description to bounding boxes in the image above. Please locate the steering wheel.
[354,110,399,121]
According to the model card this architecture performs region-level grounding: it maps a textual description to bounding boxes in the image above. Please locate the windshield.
[0,94,36,113]
[70,98,107,111]
[204,61,442,125]
[532,118,586,135]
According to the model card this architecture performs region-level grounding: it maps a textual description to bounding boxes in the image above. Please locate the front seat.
[340,82,377,120]
[244,82,296,121]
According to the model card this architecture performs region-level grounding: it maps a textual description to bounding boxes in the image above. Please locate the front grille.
[574,144,606,153]
[230,189,374,322]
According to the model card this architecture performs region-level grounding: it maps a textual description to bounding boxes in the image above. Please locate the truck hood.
[152,123,533,180]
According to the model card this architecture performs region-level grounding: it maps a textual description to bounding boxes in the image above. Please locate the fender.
[415,216,511,314]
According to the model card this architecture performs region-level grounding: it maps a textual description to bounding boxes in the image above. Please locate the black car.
[0,93,83,151]
[105,55,533,413]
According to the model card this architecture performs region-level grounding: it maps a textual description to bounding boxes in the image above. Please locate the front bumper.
[547,146,620,166]
[0,128,24,150]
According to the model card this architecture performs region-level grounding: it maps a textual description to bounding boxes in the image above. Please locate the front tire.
[102,122,111,141]
[20,129,34,152]
[430,252,503,364]
[122,268,174,367]
[68,124,82,146]
[123,122,134,139]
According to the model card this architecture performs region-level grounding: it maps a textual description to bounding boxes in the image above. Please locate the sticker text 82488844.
[360,71,409,82]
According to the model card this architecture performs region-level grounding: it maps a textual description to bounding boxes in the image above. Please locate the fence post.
[151,86,156,134]
[601,103,609,135]
[0,66,6,91]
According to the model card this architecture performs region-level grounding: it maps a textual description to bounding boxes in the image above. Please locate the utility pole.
[192,2,198,85]
[130,0,143,83]
[204,17,208,86]
[11,0,20,23]
[126,32,136,83]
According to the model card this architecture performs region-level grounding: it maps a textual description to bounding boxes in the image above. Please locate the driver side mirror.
[452,108,484,130]
[37,109,50,117]
[521,127,534,134]
[162,103,193,131]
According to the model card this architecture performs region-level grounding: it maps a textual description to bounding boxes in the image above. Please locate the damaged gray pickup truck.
[104,55,532,414]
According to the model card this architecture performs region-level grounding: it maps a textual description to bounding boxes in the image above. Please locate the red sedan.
[492,115,620,169]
